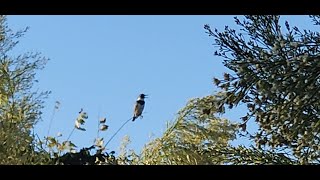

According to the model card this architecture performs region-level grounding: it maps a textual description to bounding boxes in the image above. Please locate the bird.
[132,94,147,121]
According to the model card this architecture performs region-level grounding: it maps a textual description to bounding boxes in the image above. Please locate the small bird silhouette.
[132,94,147,121]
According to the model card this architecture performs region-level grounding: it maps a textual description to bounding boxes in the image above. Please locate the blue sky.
[7,15,311,154]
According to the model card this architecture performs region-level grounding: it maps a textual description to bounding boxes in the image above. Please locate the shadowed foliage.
[0,15,51,164]
[203,15,320,164]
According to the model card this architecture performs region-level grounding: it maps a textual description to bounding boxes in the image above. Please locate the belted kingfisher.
[132,94,147,121]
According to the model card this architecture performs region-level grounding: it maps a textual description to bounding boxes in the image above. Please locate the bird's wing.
[134,103,144,117]
[133,103,140,117]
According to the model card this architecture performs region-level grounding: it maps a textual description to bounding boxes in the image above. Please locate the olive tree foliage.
[204,15,320,164]
[0,15,51,164]
[136,95,238,165]
[130,94,294,165]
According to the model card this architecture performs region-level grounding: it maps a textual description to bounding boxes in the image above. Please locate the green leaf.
[100,125,108,131]
[100,117,106,123]
[48,143,55,148]
[76,127,86,131]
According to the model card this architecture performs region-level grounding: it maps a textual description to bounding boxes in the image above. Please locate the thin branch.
[104,117,132,149]
[45,105,57,145]
[66,127,76,141]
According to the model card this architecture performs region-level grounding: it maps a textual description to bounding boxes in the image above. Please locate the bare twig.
[104,117,132,149]
[66,127,76,141]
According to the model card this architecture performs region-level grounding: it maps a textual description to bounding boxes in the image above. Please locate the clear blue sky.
[7,15,311,154]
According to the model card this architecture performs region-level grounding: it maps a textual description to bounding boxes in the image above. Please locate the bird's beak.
[144,95,148,98]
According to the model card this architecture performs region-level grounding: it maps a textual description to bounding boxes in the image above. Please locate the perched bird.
[132,94,147,121]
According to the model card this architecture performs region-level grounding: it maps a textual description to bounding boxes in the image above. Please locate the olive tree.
[204,15,320,164]
[0,15,51,164]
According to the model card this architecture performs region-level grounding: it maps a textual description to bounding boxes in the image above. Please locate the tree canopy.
[0,15,51,164]
[139,95,237,165]
[1,15,319,165]
[203,15,319,164]
[130,15,320,165]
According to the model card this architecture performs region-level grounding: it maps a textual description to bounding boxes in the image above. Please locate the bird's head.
[139,94,148,99]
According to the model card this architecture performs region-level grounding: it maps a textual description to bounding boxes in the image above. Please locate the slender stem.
[66,127,75,141]
[45,105,57,145]
[47,109,56,136]
[36,134,47,153]
[104,117,132,149]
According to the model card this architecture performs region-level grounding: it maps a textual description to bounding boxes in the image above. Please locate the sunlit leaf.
[95,138,104,147]
[75,120,81,128]
[56,132,62,137]
[76,127,86,131]
[100,125,108,131]
[77,118,85,125]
